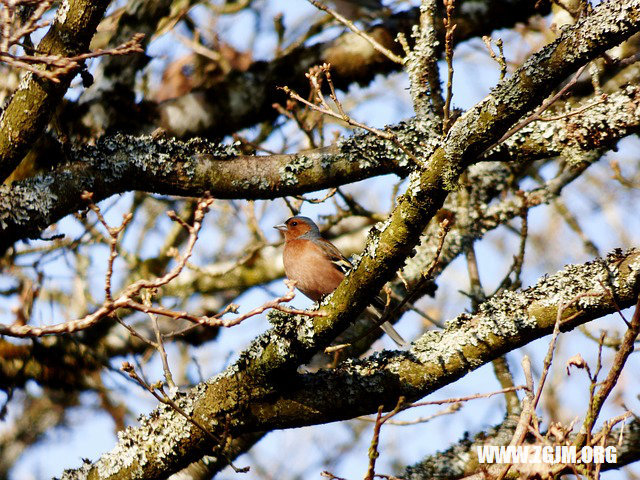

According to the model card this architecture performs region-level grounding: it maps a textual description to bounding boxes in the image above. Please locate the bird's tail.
[380,320,406,347]
[365,302,406,347]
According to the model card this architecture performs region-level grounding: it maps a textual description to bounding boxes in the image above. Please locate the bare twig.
[306,0,403,64]
[145,292,177,394]
[81,191,133,302]
[0,0,53,54]
[442,0,457,133]
[281,67,393,140]
[165,279,325,338]
[357,402,461,425]
[481,63,588,155]
[537,94,607,121]
[321,471,348,480]
[575,294,640,448]
[295,187,338,204]
[533,291,603,409]
[0,0,143,83]
[494,357,536,480]
[482,36,507,81]
[357,386,525,426]
[610,159,640,189]
[282,64,424,168]
[365,398,405,480]
[121,362,249,473]
[409,385,526,409]
[494,190,528,294]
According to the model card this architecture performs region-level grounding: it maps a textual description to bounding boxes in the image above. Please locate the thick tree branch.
[0,0,111,182]
[61,248,640,479]
[404,415,640,479]
[167,83,640,298]
[311,0,640,406]
[3,77,640,254]
[0,125,420,250]
[68,0,549,139]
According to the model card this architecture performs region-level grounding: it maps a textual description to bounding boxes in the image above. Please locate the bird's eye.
[291,221,298,226]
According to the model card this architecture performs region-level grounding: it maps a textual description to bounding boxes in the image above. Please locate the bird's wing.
[317,238,353,275]
[320,238,406,346]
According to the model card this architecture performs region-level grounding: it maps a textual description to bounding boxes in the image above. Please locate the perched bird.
[274,216,406,346]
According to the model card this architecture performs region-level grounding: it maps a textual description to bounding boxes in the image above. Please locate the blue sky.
[4,1,640,478]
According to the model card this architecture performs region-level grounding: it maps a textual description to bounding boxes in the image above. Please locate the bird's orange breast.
[283,239,344,301]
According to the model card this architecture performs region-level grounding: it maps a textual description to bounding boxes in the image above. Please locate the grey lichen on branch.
[303,0,640,410]
[442,0,640,169]
[0,128,412,251]
[59,247,640,480]
[0,133,240,249]
[155,0,549,140]
[0,0,112,183]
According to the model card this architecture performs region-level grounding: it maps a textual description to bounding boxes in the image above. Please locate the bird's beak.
[274,223,287,232]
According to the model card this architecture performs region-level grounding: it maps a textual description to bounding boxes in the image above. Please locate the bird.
[274,215,406,346]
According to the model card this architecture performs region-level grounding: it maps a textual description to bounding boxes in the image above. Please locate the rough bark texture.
[0,0,111,181]
[61,248,640,479]
[1,0,639,477]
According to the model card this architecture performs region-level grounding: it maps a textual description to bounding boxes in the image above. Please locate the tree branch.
[0,0,111,181]
[404,415,640,479]
[0,128,417,250]
[4,78,640,254]
[61,248,640,479]
[70,0,550,139]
